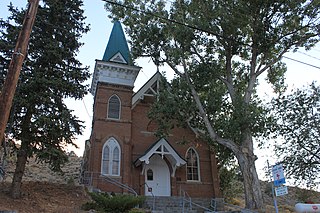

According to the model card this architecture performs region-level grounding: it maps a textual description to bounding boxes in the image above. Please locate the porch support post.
[139,170,145,195]
[171,176,177,196]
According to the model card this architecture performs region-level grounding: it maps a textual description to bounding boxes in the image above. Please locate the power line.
[283,56,320,70]
[82,99,92,119]
[312,49,320,53]
[297,50,320,62]
[103,0,320,71]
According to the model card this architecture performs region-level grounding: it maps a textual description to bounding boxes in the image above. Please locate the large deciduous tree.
[105,0,320,209]
[271,83,320,188]
[0,0,89,198]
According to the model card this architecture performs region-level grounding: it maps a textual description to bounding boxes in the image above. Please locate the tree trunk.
[236,148,263,210]
[11,139,28,199]
[186,77,264,209]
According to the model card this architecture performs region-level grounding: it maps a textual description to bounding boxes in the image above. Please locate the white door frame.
[144,154,171,196]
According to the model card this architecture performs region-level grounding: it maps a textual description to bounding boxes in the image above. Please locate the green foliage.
[271,82,320,187]
[82,193,146,213]
[106,0,320,209]
[0,0,89,173]
[148,73,269,167]
[117,0,320,152]
[219,163,243,200]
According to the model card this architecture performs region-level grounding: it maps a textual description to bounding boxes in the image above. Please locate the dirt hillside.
[225,181,320,212]
[0,181,89,213]
[0,154,90,213]
[0,152,319,213]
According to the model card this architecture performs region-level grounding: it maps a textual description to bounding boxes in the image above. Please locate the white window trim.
[185,147,201,182]
[101,137,121,176]
[107,94,121,120]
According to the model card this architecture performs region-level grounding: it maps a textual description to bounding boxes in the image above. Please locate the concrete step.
[143,196,213,213]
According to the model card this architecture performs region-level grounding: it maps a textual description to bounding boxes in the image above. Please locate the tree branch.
[179,56,240,153]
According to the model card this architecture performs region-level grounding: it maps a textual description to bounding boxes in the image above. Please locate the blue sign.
[272,164,286,186]
[274,177,286,187]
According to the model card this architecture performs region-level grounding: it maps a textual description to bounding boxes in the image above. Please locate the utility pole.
[0,0,40,146]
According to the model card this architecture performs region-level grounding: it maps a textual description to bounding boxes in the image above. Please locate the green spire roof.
[102,20,131,64]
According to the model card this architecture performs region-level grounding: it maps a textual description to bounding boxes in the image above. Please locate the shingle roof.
[102,20,131,64]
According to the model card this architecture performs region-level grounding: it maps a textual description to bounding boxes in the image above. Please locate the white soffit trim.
[138,138,186,167]
[132,72,161,105]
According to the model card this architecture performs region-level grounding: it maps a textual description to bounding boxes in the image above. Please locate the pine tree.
[0,0,90,198]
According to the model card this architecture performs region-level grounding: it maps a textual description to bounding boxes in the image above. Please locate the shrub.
[82,192,146,213]
[219,166,243,201]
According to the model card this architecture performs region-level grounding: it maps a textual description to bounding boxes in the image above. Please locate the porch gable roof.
[134,138,186,167]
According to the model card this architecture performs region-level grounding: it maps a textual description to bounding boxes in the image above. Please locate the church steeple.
[90,21,141,96]
[102,20,131,65]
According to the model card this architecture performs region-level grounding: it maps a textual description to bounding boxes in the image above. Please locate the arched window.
[186,148,200,181]
[108,94,121,119]
[101,137,121,176]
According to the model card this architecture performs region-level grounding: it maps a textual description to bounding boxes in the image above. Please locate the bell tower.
[87,20,141,192]
[90,20,141,95]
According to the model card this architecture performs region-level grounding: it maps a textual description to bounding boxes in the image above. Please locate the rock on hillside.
[225,180,320,212]
[3,152,82,184]
[0,152,90,213]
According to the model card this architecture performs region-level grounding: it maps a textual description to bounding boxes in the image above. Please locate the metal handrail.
[191,199,215,212]
[82,171,138,196]
[180,187,215,213]
[142,182,155,210]
[180,188,192,212]
[102,174,138,196]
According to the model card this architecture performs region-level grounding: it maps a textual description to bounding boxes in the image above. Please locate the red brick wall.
[88,82,133,192]
[88,82,221,198]
[131,98,220,198]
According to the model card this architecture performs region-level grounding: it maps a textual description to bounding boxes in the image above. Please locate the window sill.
[186,180,201,183]
[100,174,122,178]
[106,117,120,121]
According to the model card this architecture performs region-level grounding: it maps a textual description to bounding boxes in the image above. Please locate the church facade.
[83,20,221,199]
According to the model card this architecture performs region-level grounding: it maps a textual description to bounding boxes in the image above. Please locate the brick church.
[82,20,221,199]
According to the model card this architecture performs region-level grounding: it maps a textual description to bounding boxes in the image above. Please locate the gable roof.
[102,20,131,65]
[132,72,162,105]
[134,138,186,169]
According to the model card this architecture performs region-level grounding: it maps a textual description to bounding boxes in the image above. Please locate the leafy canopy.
[105,0,320,208]
[106,0,320,162]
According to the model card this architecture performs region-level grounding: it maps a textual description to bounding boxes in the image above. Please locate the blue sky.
[1,1,320,183]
